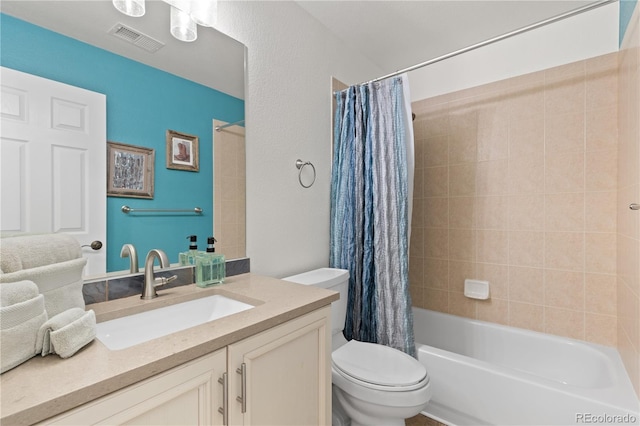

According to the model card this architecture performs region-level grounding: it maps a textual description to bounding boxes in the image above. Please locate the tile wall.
[618,4,640,396]
[410,52,619,347]
[214,120,247,260]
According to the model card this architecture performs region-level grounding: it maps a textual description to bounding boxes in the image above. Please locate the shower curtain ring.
[296,159,316,188]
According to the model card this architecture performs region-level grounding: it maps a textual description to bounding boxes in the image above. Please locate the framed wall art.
[166,129,199,172]
[107,141,155,199]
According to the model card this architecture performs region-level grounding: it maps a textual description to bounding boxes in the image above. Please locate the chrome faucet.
[142,249,177,300]
[120,243,139,273]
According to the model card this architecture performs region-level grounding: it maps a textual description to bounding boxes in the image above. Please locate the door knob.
[82,240,103,250]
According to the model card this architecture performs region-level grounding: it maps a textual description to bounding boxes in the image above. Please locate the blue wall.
[620,0,638,45]
[0,14,244,272]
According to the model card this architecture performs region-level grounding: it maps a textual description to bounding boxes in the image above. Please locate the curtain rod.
[215,119,245,131]
[359,0,616,86]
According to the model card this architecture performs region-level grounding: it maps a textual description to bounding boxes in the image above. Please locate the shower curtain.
[330,74,415,356]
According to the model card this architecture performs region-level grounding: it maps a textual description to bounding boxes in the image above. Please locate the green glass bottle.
[195,237,225,287]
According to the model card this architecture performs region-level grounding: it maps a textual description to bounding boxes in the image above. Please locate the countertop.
[0,273,338,425]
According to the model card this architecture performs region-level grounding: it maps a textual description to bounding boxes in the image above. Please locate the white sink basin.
[96,294,254,350]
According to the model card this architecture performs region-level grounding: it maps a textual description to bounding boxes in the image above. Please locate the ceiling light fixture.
[184,0,217,27]
[170,5,197,42]
[112,0,146,17]
[112,0,217,43]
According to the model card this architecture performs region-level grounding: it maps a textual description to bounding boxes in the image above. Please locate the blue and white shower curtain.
[330,74,415,356]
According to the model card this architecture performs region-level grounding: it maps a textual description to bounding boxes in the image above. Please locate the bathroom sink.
[96,294,254,350]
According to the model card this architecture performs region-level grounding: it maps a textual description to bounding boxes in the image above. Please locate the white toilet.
[283,268,432,426]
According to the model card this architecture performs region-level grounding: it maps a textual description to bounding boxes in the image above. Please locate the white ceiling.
[1,1,604,98]
[297,0,598,75]
[0,0,246,99]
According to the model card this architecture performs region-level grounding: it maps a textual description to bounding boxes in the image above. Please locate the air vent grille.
[108,23,164,53]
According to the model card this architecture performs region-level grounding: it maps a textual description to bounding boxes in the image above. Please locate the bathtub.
[412,307,640,425]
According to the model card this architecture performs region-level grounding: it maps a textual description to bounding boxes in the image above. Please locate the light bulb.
[112,0,145,17]
[170,5,197,42]
[189,0,217,27]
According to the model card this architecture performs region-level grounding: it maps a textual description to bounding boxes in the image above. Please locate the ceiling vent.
[108,23,164,53]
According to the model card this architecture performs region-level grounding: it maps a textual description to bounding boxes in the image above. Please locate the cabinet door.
[40,349,226,426]
[227,307,331,426]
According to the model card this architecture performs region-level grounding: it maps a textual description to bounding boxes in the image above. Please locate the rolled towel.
[1,283,47,373]
[1,280,40,306]
[0,233,81,273]
[36,308,96,359]
[0,258,87,317]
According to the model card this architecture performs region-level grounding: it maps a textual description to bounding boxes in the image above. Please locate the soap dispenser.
[179,235,199,266]
[195,237,225,287]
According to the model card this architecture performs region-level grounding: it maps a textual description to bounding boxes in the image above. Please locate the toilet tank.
[282,268,349,337]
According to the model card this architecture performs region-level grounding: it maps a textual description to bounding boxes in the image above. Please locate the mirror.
[0,1,246,277]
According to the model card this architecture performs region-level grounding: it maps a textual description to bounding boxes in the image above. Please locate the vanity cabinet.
[40,349,227,426]
[39,307,331,426]
[227,306,331,425]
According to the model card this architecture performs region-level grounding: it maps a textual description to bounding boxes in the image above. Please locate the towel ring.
[296,159,316,188]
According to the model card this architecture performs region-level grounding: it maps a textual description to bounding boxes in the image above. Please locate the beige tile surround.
[618,6,640,396]
[214,120,246,260]
[410,52,619,347]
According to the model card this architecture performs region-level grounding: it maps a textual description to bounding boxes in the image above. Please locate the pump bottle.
[195,237,225,287]
[179,235,199,266]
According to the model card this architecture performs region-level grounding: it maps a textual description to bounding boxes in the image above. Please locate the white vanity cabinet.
[40,348,227,425]
[39,307,331,426]
[227,306,331,425]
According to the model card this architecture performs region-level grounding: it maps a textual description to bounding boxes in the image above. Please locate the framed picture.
[107,142,155,199]
[166,130,199,172]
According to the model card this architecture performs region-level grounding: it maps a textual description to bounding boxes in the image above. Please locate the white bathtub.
[412,307,640,425]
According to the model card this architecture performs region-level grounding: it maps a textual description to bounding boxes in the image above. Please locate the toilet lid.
[332,340,427,387]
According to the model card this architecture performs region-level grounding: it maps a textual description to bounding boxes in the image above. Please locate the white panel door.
[0,66,107,275]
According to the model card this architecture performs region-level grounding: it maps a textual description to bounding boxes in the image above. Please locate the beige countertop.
[0,273,338,425]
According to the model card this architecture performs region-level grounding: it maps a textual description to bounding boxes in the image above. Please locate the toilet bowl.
[283,268,431,426]
[332,337,432,426]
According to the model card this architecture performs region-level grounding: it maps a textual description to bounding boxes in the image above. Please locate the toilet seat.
[332,364,429,392]
[332,340,428,392]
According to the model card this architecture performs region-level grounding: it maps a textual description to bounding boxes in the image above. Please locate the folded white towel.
[1,280,40,306]
[1,284,48,373]
[36,308,84,355]
[37,308,96,358]
[0,258,87,317]
[0,233,81,273]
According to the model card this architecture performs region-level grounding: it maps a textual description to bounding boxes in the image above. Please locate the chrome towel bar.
[121,205,203,214]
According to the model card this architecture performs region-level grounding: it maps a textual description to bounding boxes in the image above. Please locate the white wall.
[215,1,382,278]
[409,2,619,101]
